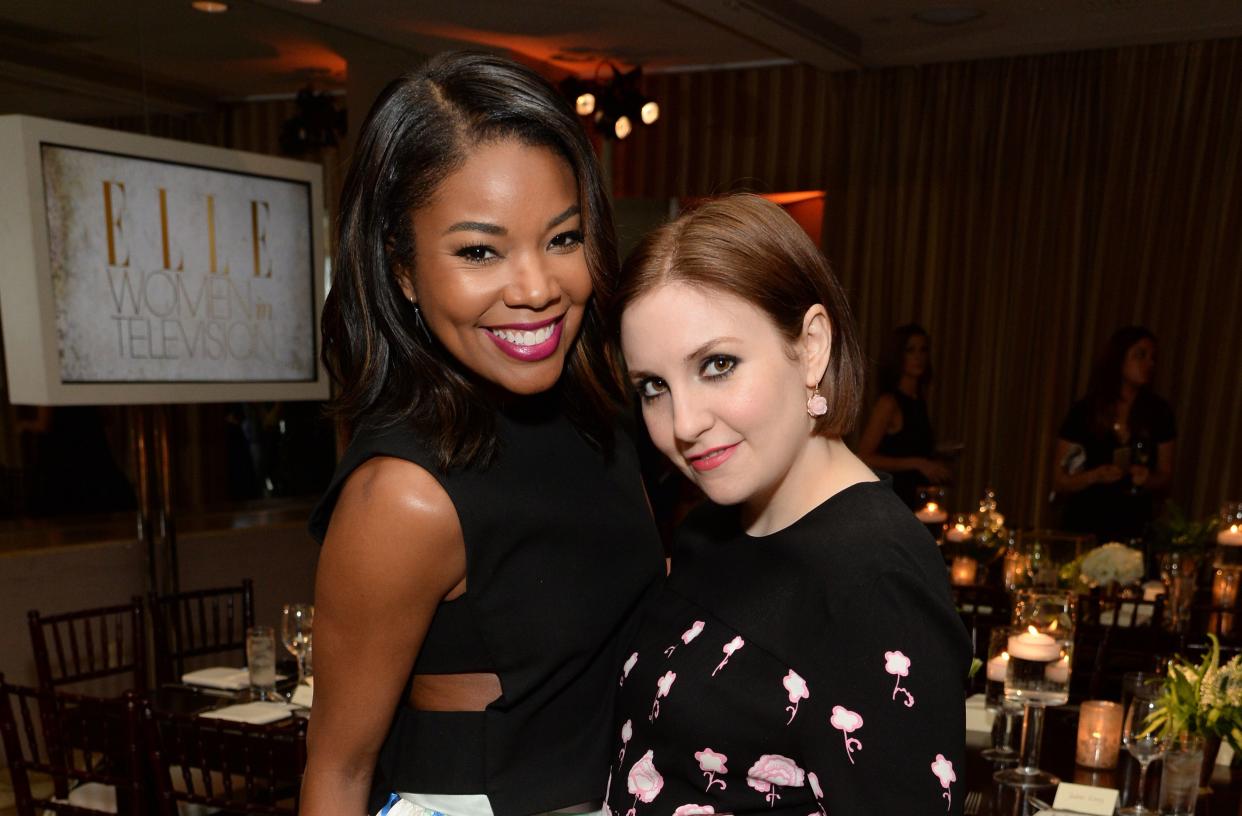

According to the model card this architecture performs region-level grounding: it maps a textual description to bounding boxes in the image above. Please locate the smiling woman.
[603,194,971,814]
[303,53,664,816]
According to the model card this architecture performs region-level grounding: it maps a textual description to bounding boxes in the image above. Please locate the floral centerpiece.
[1146,635,1242,753]
[1059,542,1145,589]
[1150,503,1221,556]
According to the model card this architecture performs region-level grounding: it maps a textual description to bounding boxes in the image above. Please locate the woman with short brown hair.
[604,194,970,814]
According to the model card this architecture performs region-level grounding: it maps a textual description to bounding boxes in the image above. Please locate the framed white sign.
[0,115,329,405]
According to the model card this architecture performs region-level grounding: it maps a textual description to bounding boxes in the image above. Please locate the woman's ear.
[393,263,417,303]
[801,304,832,389]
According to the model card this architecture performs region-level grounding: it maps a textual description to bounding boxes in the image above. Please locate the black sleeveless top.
[875,390,935,509]
[308,397,665,816]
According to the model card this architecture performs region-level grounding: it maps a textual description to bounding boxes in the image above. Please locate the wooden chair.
[27,597,147,695]
[1072,592,1173,701]
[150,579,255,685]
[0,676,145,815]
[144,703,307,816]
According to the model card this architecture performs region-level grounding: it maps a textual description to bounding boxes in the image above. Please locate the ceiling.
[2,0,1241,119]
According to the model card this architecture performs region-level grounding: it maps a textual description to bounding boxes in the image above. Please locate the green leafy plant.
[1145,635,1242,752]
[1149,503,1220,555]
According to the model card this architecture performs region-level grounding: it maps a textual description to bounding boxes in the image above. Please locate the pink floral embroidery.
[618,719,633,764]
[672,806,716,816]
[620,652,638,687]
[666,620,706,657]
[931,754,956,811]
[830,706,864,764]
[694,748,728,792]
[650,671,677,722]
[712,636,745,676]
[884,650,915,708]
[807,772,826,815]
[782,670,809,724]
[746,754,805,806]
[626,750,664,816]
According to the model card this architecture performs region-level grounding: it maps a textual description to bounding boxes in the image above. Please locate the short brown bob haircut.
[609,193,865,436]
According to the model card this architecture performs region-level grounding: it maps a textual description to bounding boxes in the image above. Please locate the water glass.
[282,603,314,686]
[1158,735,1205,816]
[245,625,278,701]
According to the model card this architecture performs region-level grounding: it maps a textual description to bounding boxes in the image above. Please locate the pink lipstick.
[687,443,739,472]
[483,314,565,362]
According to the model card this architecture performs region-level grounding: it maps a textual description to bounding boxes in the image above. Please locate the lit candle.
[915,502,948,524]
[1214,567,1241,607]
[986,652,1009,682]
[945,523,972,543]
[950,555,978,586]
[1008,627,1060,662]
[1075,700,1123,768]
[1045,654,1070,684]
[1219,525,1242,546]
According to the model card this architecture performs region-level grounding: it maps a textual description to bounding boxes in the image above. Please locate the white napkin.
[181,667,250,690]
[965,693,995,733]
[199,702,293,725]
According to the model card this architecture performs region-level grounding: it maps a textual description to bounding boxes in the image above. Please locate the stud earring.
[806,386,828,417]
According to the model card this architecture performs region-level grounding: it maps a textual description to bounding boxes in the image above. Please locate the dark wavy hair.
[321,51,624,470]
[608,194,865,437]
[877,323,932,398]
[1085,325,1158,436]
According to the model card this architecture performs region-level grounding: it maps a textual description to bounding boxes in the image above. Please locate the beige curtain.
[613,38,1242,526]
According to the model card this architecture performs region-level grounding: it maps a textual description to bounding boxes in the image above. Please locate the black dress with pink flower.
[604,481,972,816]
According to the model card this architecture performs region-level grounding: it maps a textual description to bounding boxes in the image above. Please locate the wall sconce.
[561,63,661,140]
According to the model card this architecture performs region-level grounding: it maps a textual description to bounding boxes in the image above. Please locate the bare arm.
[857,395,947,482]
[300,458,467,816]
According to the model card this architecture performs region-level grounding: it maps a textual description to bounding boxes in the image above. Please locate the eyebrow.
[627,337,741,382]
[443,205,580,238]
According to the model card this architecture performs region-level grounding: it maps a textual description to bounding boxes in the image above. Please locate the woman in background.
[604,195,969,815]
[858,324,949,508]
[1053,326,1175,543]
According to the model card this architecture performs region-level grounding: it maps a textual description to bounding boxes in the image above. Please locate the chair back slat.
[0,678,145,816]
[27,599,146,694]
[144,702,306,815]
[150,580,255,684]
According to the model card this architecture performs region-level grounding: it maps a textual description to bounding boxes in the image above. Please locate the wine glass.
[281,603,313,687]
[1120,691,1166,815]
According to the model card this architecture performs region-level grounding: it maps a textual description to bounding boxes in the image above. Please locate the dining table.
[966,705,1242,815]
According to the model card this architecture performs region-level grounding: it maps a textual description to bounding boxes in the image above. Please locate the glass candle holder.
[1219,502,1242,546]
[945,513,973,544]
[983,629,1021,762]
[1076,700,1123,768]
[950,555,979,586]
[995,591,1076,790]
[915,486,948,525]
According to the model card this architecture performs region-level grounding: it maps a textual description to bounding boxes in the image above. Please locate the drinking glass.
[1119,692,1166,815]
[245,625,279,701]
[982,628,1021,762]
[281,603,314,687]
[994,591,1075,789]
[1157,735,1205,816]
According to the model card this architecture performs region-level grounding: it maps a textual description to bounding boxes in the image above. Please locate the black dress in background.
[1057,394,1176,542]
[875,390,936,509]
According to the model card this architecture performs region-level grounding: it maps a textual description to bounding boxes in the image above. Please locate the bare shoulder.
[318,457,465,604]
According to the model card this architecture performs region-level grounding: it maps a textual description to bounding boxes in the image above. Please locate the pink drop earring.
[806,386,828,417]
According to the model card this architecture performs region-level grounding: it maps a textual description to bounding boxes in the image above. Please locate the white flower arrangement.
[1078,542,1145,587]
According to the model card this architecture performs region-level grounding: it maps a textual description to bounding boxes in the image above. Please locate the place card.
[1050,782,1119,815]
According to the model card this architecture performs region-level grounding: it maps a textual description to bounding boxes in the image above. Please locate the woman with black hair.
[1053,326,1176,542]
[302,52,664,816]
[857,324,949,509]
